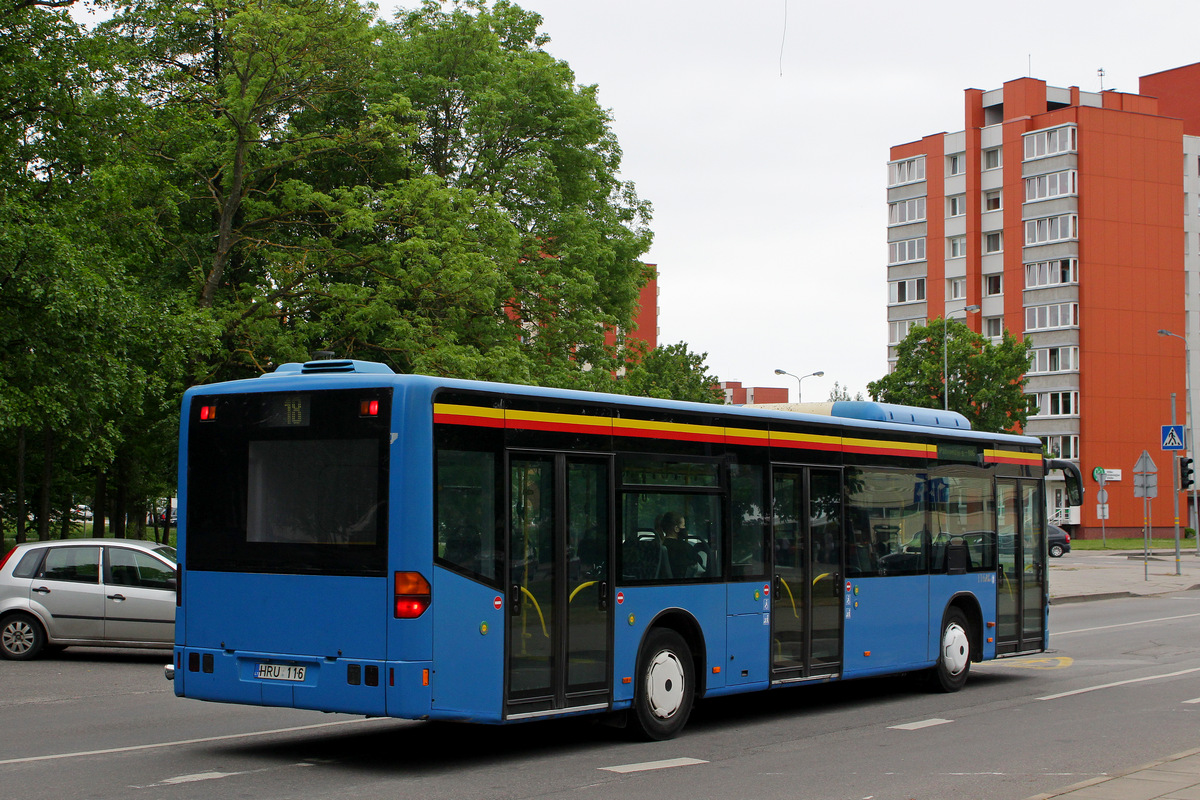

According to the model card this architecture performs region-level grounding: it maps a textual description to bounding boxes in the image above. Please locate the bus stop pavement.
[1049,549,1200,604]
[1025,552,1200,799]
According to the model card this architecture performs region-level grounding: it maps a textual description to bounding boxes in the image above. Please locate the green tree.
[868,317,1035,433]
[827,381,864,402]
[618,342,723,403]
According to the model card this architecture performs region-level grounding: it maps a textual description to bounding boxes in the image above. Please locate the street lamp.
[943,304,981,410]
[1158,328,1198,557]
[774,368,825,403]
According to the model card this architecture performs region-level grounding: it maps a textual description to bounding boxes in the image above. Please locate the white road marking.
[1183,697,1200,704]
[162,771,244,784]
[1053,612,1200,637]
[1038,666,1200,701]
[0,717,385,766]
[888,718,953,731]
[600,757,708,773]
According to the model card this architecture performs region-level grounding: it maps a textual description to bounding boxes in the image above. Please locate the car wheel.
[633,628,695,740]
[1049,543,1065,558]
[931,608,971,693]
[1,612,46,660]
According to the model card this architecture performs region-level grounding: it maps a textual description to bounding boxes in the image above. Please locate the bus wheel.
[932,608,971,692]
[1,613,46,660]
[633,628,695,740]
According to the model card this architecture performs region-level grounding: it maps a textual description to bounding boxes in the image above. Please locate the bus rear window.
[187,388,390,576]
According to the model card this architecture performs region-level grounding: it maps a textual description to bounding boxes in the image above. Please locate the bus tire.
[633,628,695,740]
[1,612,46,660]
[931,607,971,692]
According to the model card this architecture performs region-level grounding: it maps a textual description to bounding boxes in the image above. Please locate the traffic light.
[1181,457,1194,490]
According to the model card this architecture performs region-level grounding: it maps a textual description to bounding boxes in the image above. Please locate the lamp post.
[1158,328,1199,557]
[943,304,981,410]
[774,368,825,403]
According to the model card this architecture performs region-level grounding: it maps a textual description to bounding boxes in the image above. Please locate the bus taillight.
[394,571,431,619]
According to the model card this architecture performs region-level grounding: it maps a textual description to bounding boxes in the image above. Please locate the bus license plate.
[255,663,306,682]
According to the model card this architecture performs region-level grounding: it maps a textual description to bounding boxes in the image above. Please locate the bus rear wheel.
[633,628,694,740]
[931,608,971,692]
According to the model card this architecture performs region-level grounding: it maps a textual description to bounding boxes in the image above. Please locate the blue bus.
[169,359,1082,739]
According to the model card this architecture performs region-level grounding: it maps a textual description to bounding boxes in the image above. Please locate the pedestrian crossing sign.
[1162,424,1186,450]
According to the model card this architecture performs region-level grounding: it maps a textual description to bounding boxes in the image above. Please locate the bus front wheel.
[633,628,695,740]
[932,608,971,692]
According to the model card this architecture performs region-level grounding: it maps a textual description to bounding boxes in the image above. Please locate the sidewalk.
[1027,550,1200,799]
[1050,547,1200,602]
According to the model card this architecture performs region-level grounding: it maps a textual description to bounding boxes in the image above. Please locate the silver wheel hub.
[941,622,969,676]
[646,649,685,719]
[3,621,34,655]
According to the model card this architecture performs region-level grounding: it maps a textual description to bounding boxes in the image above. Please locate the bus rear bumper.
[173,646,433,718]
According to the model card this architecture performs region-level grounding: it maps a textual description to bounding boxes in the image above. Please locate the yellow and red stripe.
[434,403,1040,466]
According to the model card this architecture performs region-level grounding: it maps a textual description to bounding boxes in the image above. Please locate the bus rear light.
[199,404,217,421]
[360,399,380,417]
[394,571,431,619]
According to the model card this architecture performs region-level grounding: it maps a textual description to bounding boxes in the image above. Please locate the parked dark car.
[1048,524,1071,558]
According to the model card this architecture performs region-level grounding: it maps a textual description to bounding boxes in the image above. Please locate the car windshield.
[152,545,178,564]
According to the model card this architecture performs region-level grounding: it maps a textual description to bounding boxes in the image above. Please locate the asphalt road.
[3,592,1200,800]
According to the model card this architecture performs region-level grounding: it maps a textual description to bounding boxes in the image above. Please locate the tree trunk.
[58,489,71,540]
[37,427,53,541]
[93,470,107,538]
[15,426,26,544]
[112,461,127,539]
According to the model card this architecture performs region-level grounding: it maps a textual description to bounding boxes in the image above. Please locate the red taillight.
[360,399,380,417]
[1065,532,1071,543]
[0,546,16,573]
[394,571,431,619]
[199,404,217,421]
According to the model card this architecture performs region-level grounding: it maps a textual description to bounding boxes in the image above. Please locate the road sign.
[1134,450,1158,498]
[1096,488,1109,504]
[1163,425,1186,451]
[1097,503,1109,520]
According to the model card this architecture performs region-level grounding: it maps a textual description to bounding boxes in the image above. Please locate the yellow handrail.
[518,585,549,638]
[569,580,597,603]
[777,577,799,618]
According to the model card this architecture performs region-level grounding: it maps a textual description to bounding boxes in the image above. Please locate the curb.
[1025,745,1200,799]
[1050,591,1135,604]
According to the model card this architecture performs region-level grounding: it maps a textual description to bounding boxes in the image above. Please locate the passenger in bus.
[658,511,703,578]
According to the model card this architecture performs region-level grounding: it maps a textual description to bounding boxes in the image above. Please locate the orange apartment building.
[887,63,1200,538]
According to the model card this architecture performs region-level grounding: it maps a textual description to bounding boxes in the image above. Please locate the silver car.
[0,538,177,660]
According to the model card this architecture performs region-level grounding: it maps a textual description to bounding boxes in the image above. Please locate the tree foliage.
[0,0,710,543]
[868,318,1034,433]
[619,342,724,404]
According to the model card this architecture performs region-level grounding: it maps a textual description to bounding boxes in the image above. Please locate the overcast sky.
[375,0,1200,401]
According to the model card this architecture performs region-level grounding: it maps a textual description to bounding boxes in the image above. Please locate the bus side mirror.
[1046,459,1084,506]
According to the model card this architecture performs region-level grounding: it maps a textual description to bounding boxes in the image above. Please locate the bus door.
[506,453,612,718]
[996,479,1046,653]
[771,466,842,681]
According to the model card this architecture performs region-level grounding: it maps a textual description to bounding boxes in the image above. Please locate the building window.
[888,197,926,225]
[889,318,925,344]
[984,232,1003,253]
[1030,346,1079,374]
[948,278,966,300]
[888,157,926,186]
[1034,391,1079,417]
[948,236,967,258]
[947,154,965,175]
[983,190,1002,212]
[1025,214,1078,245]
[983,148,1002,170]
[1025,258,1078,288]
[1026,302,1079,331]
[984,274,1002,296]
[983,316,1002,338]
[888,237,926,265]
[1042,434,1080,460]
[1025,170,1078,202]
[948,195,966,217]
[1024,126,1077,160]
[889,278,926,305]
